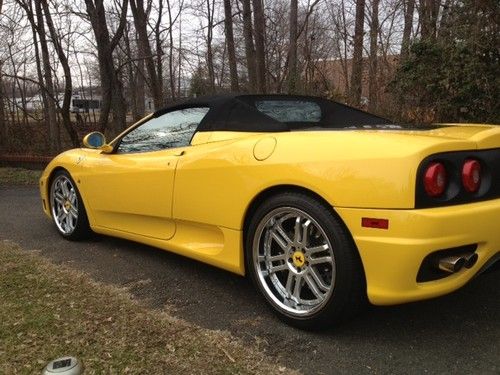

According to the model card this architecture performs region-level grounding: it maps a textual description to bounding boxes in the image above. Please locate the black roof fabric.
[153,94,392,132]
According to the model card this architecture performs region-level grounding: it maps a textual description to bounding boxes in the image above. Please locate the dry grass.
[0,168,41,185]
[0,241,298,375]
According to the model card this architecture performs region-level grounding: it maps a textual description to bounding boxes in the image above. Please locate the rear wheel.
[245,192,365,329]
[50,170,90,240]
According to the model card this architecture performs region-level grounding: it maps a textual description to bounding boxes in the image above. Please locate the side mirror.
[82,132,113,153]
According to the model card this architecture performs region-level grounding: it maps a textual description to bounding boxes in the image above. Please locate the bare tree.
[401,0,415,60]
[122,20,145,121]
[177,10,183,98]
[264,0,288,92]
[166,0,176,99]
[419,0,440,40]
[252,0,266,92]
[330,0,351,97]
[130,0,164,108]
[84,0,129,136]
[34,0,59,150]
[0,60,5,148]
[348,0,365,107]
[224,0,239,91]
[287,0,298,93]
[0,0,4,145]
[241,0,257,91]
[368,0,379,111]
[203,0,216,93]
[0,1,6,148]
[41,1,79,147]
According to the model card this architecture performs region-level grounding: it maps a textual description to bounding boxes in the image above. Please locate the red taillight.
[462,159,481,193]
[424,162,447,197]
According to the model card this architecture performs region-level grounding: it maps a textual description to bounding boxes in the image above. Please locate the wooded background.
[0,0,498,154]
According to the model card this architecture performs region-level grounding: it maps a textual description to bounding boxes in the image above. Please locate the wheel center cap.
[292,251,305,267]
[64,201,71,211]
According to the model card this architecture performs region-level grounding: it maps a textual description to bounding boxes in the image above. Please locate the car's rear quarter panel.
[172,130,478,230]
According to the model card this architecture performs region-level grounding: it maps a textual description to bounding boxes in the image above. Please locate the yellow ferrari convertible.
[39,95,500,328]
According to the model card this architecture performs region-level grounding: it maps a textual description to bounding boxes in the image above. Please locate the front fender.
[39,149,99,220]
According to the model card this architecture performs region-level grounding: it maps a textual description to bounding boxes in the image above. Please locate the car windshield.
[118,107,209,153]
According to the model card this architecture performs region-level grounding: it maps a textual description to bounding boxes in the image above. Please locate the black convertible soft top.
[153,94,392,132]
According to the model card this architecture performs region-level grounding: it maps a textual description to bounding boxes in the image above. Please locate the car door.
[81,107,210,240]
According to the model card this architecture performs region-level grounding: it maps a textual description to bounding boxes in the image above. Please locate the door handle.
[173,150,185,156]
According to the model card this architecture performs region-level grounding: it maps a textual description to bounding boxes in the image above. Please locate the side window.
[255,100,321,123]
[117,107,209,153]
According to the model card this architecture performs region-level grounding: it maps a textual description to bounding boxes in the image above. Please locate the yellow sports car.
[39,95,500,328]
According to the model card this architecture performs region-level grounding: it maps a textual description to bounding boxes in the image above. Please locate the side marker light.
[361,218,389,229]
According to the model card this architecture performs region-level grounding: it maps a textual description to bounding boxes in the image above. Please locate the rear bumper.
[336,199,500,305]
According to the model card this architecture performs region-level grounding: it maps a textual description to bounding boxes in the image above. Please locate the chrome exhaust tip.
[438,255,466,273]
[464,253,478,269]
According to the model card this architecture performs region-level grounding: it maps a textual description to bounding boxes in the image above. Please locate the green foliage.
[390,42,446,121]
[189,65,211,97]
[391,1,499,123]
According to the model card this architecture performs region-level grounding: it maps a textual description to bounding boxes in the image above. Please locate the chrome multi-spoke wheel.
[253,207,335,316]
[246,193,365,328]
[51,175,78,234]
[49,171,90,240]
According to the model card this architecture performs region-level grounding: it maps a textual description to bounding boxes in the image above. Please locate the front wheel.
[49,170,91,240]
[245,192,366,329]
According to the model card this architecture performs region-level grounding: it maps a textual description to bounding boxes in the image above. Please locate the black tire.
[49,170,91,241]
[245,192,366,329]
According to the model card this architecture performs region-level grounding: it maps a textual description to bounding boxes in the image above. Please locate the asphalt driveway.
[1,186,498,374]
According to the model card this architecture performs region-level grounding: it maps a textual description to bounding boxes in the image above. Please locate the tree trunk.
[135,31,146,116]
[123,22,138,120]
[155,0,164,101]
[348,0,365,107]
[225,2,239,92]
[252,0,266,93]
[166,0,177,100]
[224,0,239,91]
[338,0,350,97]
[32,25,50,149]
[401,0,415,60]
[205,0,216,93]
[206,39,216,93]
[34,0,59,151]
[0,61,5,148]
[0,4,2,154]
[437,0,453,40]
[177,14,182,98]
[41,1,79,147]
[16,0,60,150]
[420,0,440,41]
[242,0,257,92]
[109,79,127,135]
[84,0,128,137]
[368,0,379,112]
[287,0,298,94]
[130,0,163,109]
